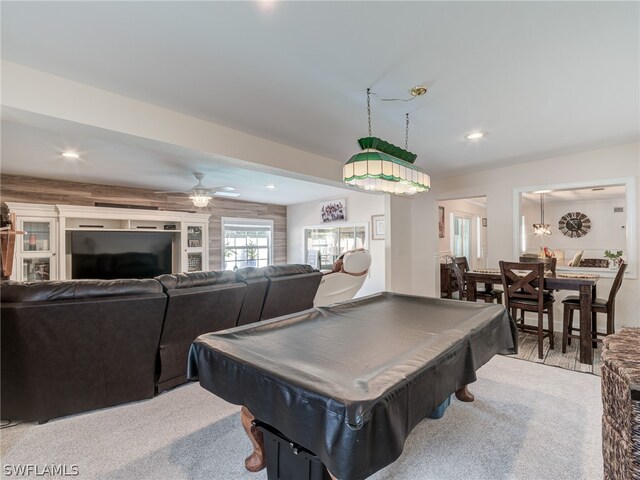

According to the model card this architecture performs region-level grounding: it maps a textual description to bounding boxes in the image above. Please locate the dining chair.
[561,262,627,352]
[519,256,557,275]
[500,261,555,359]
[452,256,503,304]
[578,258,609,268]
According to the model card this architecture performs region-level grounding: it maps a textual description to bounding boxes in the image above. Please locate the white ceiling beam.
[1,60,344,186]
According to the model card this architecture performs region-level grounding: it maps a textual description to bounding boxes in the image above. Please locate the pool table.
[188,292,517,480]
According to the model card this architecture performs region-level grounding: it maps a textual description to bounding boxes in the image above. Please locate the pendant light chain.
[405,113,410,150]
[366,88,372,137]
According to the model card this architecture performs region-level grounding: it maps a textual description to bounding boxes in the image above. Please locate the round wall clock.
[558,212,591,238]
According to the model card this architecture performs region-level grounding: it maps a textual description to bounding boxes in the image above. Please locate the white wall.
[287,192,386,297]
[411,142,640,329]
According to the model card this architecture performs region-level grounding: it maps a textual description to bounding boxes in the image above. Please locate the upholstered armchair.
[313,250,372,307]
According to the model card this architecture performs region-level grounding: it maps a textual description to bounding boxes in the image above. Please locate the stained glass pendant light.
[343,89,430,196]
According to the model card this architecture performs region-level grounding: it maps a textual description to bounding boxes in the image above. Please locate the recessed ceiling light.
[62,151,79,159]
[465,132,484,140]
[266,184,276,190]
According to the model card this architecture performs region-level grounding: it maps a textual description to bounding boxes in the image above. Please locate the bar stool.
[562,262,627,352]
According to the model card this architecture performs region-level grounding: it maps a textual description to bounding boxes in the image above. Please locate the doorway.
[438,196,487,270]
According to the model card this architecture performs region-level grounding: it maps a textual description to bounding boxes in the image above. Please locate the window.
[304,225,367,270]
[451,214,471,259]
[222,218,273,271]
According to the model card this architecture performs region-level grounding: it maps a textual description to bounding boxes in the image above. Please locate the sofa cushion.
[235,267,269,327]
[155,270,237,291]
[235,267,266,282]
[0,279,162,302]
[262,264,316,278]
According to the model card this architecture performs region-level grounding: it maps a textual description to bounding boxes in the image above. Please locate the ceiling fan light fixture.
[189,193,212,208]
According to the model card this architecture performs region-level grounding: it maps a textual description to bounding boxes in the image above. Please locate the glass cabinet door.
[22,257,52,282]
[17,218,57,281]
[187,253,203,272]
[186,226,203,249]
[22,221,53,252]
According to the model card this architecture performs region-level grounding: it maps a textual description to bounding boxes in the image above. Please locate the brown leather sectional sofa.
[0,265,322,423]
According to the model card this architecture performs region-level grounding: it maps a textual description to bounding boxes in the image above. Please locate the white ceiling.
[1,2,638,195]
[0,108,350,205]
[522,185,626,204]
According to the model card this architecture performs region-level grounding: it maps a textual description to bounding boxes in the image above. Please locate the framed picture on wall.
[371,215,385,240]
[320,199,346,223]
[439,206,445,238]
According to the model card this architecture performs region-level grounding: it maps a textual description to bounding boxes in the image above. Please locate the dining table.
[465,268,600,364]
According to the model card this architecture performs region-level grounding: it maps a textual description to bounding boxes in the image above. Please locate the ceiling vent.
[613,207,624,213]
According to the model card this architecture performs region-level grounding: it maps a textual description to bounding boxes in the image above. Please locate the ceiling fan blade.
[213,191,240,197]
[154,190,189,194]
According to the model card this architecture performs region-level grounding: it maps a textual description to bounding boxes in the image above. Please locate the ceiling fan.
[158,172,239,207]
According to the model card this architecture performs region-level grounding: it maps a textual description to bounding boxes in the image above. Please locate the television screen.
[71,231,174,279]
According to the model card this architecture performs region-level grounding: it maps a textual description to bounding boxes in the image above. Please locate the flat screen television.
[71,231,174,279]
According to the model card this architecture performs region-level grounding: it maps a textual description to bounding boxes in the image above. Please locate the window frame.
[302,222,369,271]
[221,217,274,270]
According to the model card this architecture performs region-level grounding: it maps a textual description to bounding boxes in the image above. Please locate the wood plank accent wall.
[0,175,287,270]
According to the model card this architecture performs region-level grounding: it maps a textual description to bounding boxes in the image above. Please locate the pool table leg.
[240,407,266,472]
[455,385,474,402]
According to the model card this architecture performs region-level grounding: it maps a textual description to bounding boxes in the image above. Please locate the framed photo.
[438,206,445,238]
[320,199,346,223]
[482,217,487,227]
[371,214,385,240]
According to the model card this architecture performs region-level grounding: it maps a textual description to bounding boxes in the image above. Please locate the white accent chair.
[313,250,372,307]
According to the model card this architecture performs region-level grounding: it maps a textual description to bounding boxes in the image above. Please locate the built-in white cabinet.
[8,204,58,282]
[5,203,210,280]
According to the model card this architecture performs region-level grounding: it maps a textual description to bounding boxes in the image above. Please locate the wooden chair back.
[518,256,557,275]
[500,261,545,306]
[452,256,470,273]
[607,262,627,308]
[579,258,610,268]
[450,260,466,299]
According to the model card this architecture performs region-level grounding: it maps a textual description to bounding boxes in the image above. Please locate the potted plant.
[246,240,258,267]
[604,250,623,269]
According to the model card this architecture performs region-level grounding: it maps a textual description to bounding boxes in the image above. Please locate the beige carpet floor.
[1,355,602,480]
[514,331,603,375]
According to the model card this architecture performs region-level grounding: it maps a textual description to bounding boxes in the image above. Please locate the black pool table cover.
[188,292,517,480]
